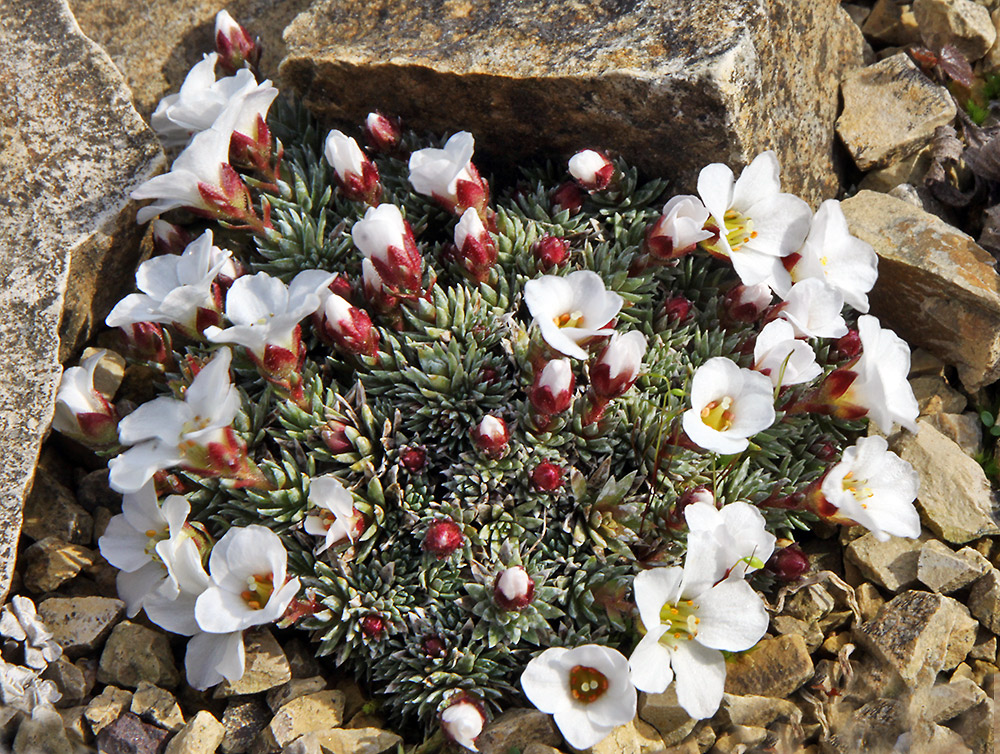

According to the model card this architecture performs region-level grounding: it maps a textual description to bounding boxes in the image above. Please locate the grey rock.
[296,727,402,754]
[856,582,886,622]
[96,711,172,754]
[858,144,933,192]
[716,693,802,728]
[914,0,997,60]
[581,718,664,754]
[42,656,89,707]
[912,676,987,723]
[0,0,163,603]
[926,412,983,456]
[12,706,75,754]
[22,537,96,593]
[845,531,926,592]
[265,690,346,749]
[38,595,124,657]
[75,470,120,513]
[281,0,865,205]
[265,676,327,713]
[723,634,814,698]
[97,621,180,689]
[837,53,956,171]
[969,566,1000,633]
[165,710,225,754]
[475,708,562,754]
[951,698,995,754]
[917,540,990,593]
[841,191,1000,390]
[221,697,270,754]
[911,375,968,415]
[84,684,133,735]
[637,685,696,745]
[22,469,93,545]
[215,627,290,696]
[130,681,185,732]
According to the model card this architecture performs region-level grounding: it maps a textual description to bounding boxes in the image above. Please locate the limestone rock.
[716,694,802,728]
[911,375,967,415]
[723,634,814,698]
[907,721,973,754]
[38,595,124,657]
[265,690,346,749]
[913,677,987,723]
[837,54,956,171]
[926,412,983,456]
[914,0,997,60]
[42,656,89,706]
[130,681,184,732]
[12,707,76,754]
[892,420,1000,543]
[0,0,164,602]
[858,144,933,192]
[856,582,886,622]
[215,627,290,696]
[825,699,907,753]
[22,537,96,593]
[862,0,922,45]
[951,698,995,754]
[22,469,93,545]
[96,711,172,754]
[523,746,564,754]
[969,567,1000,633]
[475,708,562,754]
[841,192,1000,390]
[221,697,270,754]
[854,590,978,685]
[84,685,133,735]
[281,0,865,205]
[917,540,990,593]
[265,675,327,713]
[165,710,225,754]
[580,718,664,754]
[298,727,402,754]
[97,621,180,689]
[845,532,925,592]
[637,686,696,745]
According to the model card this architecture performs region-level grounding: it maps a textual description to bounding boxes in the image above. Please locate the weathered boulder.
[0,0,163,603]
[842,191,1000,390]
[280,0,865,204]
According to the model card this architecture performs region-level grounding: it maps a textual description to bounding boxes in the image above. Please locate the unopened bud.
[662,295,693,324]
[364,111,402,152]
[422,519,465,559]
[723,283,772,323]
[400,446,427,473]
[589,331,647,400]
[318,292,379,357]
[324,129,382,205]
[422,635,447,658]
[552,182,584,215]
[118,322,172,366]
[151,220,191,256]
[454,207,497,283]
[214,10,260,75]
[493,566,535,611]
[767,544,811,582]
[836,329,862,361]
[531,462,564,492]
[533,236,569,270]
[471,415,509,458]
[530,359,575,416]
[568,149,614,191]
[321,421,352,454]
[440,698,486,751]
[663,485,714,530]
[360,614,387,640]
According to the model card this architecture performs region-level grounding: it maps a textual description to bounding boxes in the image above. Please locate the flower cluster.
[49,12,928,750]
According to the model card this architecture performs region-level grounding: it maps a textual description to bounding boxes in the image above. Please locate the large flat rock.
[0,0,163,601]
[280,0,865,204]
[842,190,1000,390]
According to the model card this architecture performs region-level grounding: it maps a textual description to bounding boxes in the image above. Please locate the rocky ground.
[3,0,1000,752]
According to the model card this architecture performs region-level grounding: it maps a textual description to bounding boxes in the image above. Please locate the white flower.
[440,700,486,751]
[205,270,336,357]
[683,501,776,592]
[821,436,920,541]
[351,204,423,294]
[697,152,811,291]
[753,319,821,387]
[194,525,300,634]
[106,230,232,334]
[304,475,363,553]
[455,206,487,249]
[521,644,636,749]
[0,597,61,670]
[590,330,648,399]
[524,271,623,359]
[568,150,614,191]
[150,54,257,147]
[777,279,848,339]
[108,348,240,493]
[682,357,776,455]
[785,199,878,313]
[98,480,195,616]
[628,564,769,718]
[646,195,714,259]
[226,81,280,145]
[51,350,117,443]
[325,129,367,180]
[408,131,477,204]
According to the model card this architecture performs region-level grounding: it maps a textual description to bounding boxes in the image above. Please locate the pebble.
[723,635,815,698]
[845,532,925,592]
[910,374,967,415]
[97,621,180,689]
[266,675,327,713]
[862,0,922,44]
[221,696,270,754]
[38,595,124,657]
[12,707,75,754]
[475,708,562,754]
[164,710,225,754]
[215,627,290,696]
[293,727,403,754]
[716,693,802,728]
[22,469,93,545]
[22,536,95,593]
[583,718,664,754]
[42,656,89,706]
[914,0,997,60]
[969,567,1000,633]
[637,685,696,745]
[130,681,185,732]
[265,689,346,749]
[96,711,172,754]
[917,540,990,593]
[84,684,133,735]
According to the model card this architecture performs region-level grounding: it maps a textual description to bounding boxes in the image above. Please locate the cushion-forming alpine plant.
[50,10,924,750]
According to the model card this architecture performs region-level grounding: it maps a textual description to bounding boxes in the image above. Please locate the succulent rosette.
[62,18,929,748]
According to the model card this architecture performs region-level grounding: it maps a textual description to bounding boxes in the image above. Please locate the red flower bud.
[722,283,772,323]
[214,10,261,76]
[663,485,715,530]
[364,111,402,152]
[421,635,447,658]
[836,329,862,361]
[533,236,569,270]
[552,182,584,215]
[321,421,352,454]
[329,274,355,303]
[360,614,387,640]
[589,331,647,400]
[531,462,564,492]
[151,220,191,256]
[493,566,535,611]
[662,296,693,324]
[317,293,379,357]
[422,519,465,559]
[767,545,811,582]
[400,446,427,473]
[568,150,614,191]
[529,359,575,415]
[471,415,509,458]
[454,208,498,283]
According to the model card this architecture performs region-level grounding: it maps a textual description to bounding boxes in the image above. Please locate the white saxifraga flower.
[106,229,233,336]
[753,319,821,387]
[697,151,811,291]
[784,199,878,312]
[351,204,424,295]
[521,644,636,749]
[408,131,489,215]
[51,349,118,446]
[683,501,776,590]
[776,279,848,339]
[590,330,648,399]
[820,436,920,541]
[214,10,259,74]
[150,53,257,147]
[440,699,486,751]
[568,150,614,191]
[304,475,364,553]
[628,564,768,719]
[205,270,336,358]
[226,81,279,147]
[324,129,380,204]
[524,271,623,359]
[682,357,776,455]
[108,348,241,493]
[646,195,713,260]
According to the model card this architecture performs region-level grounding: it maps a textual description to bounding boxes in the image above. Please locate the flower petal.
[628,627,674,694]
[185,630,245,690]
[671,641,726,719]
[520,647,573,714]
[633,567,683,632]
[694,578,769,651]
[552,706,615,751]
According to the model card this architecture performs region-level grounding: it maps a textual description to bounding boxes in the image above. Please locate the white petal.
[108,441,184,494]
[552,707,615,750]
[520,647,573,714]
[116,562,167,617]
[99,517,152,572]
[694,579,769,651]
[195,586,258,633]
[731,151,781,211]
[633,567,683,632]
[696,163,735,226]
[118,397,189,445]
[185,631,245,690]
[628,627,674,693]
[671,641,726,719]
[682,410,750,455]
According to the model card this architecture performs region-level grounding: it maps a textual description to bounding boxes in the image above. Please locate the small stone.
[130,681,184,732]
[22,470,93,545]
[842,192,1000,390]
[96,711,172,754]
[717,694,802,728]
[914,676,987,723]
[910,375,968,415]
[826,699,907,753]
[42,656,89,706]
[637,685,696,745]
[265,690,346,748]
[58,705,91,744]
[862,0,922,44]
[12,706,75,754]
[822,631,853,655]
[969,567,1000,633]
[855,582,886,622]
[951,699,995,754]
[918,540,990,593]
[476,708,562,754]
[298,727,402,754]
[97,621,180,689]
[914,0,997,60]
[969,630,997,661]
[907,721,973,754]
[38,596,124,657]
[845,531,925,592]
[84,685,133,735]
[926,412,983,456]
[221,697,270,754]
[283,637,323,678]
[910,348,947,378]
[333,678,367,720]
[855,590,978,685]
[581,718,664,754]
[893,421,1000,543]
[711,726,768,753]
[266,676,327,713]
[165,710,225,754]
[723,634,815,698]
[860,146,933,193]
[523,746,563,754]
[76,470,120,513]
[771,615,825,651]
[837,54,956,171]
[80,346,126,400]
[215,628,290,696]
[22,537,96,593]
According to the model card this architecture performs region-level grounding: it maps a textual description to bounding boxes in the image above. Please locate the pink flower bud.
[422,519,465,559]
[151,220,191,256]
[422,634,447,657]
[324,130,382,205]
[662,485,714,530]
[454,208,498,283]
[364,111,402,152]
[531,462,564,492]
[400,446,427,473]
[361,614,387,640]
[321,421,352,454]
[767,544,811,582]
[352,205,424,296]
[529,359,575,415]
[493,566,535,611]
[722,283,772,323]
[318,293,379,357]
[589,331,647,400]
[214,10,260,76]
[533,236,569,270]
[440,698,487,751]
[568,149,614,191]
[118,322,172,367]
[836,329,862,360]
[662,295,693,324]
[471,415,509,458]
[552,182,584,214]
[329,274,355,302]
